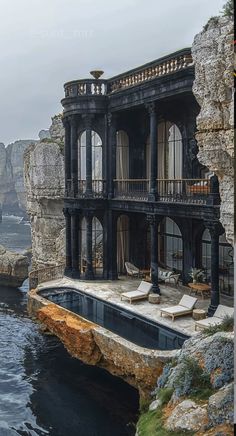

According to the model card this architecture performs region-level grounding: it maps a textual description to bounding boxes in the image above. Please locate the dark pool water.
[41,288,189,350]
[0,216,139,435]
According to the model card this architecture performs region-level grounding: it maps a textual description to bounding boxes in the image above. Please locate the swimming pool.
[39,287,189,350]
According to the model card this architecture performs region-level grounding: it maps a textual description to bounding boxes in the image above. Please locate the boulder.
[208,382,234,426]
[0,244,29,287]
[148,399,161,411]
[165,399,208,432]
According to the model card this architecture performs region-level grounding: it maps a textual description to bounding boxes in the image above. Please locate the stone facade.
[24,115,65,268]
[192,16,234,245]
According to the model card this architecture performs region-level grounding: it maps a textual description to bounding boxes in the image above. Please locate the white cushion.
[179,295,197,310]
[137,281,153,294]
[121,290,145,298]
[161,305,192,315]
[214,304,234,319]
[195,317,223,328]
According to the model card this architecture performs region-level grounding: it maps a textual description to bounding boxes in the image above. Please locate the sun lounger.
[160,295,197,321]
[195,304,234,331]
[120,281,153,303]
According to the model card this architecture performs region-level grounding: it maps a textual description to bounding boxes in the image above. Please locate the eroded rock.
[192,16,234,244]
[165,399,208,432]
[208,382,234,426]
[24,115,65,268]
[0,244,29,287]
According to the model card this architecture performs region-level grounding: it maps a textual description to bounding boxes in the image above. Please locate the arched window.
[92,217,103,276]
[146,121,183,180]
[78,131,103,180]
[202,230,234,295]
[158,217,183,272]
[116,131,129,179]
[117,215,129,274]
[80,216,103,277]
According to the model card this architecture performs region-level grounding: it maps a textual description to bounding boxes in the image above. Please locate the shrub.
[158,388,174,405]
[203,315,234,336]
[172,356,211,397]
[221,0,234,17]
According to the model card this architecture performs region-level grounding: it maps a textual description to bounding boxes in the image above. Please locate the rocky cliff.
[0,139,38,217]
[192,16,234,245]
[24,115,65,268]
[137,328,234,435]
[0,244,29,287]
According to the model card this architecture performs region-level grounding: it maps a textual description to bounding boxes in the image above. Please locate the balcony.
[113,179,217,205]
[66,179,106,199]
[63,48,193,98]
[65,177,219,206]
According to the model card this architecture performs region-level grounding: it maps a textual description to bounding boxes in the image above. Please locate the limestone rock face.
[30,297,177,398]
[0,244,29,287]
[208,382,234,426]
[24,115,65,268]
[165,399,208,432]
[0,139,37,216]
[192,16,234,244]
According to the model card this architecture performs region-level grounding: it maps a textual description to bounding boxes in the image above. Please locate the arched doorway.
[78,130,103,193]
[116,131,129,179]
[158,217,183,273]
[80,216,103,277]
[202,230,234,296]
[146,121,183,179]
[117,215,129,274]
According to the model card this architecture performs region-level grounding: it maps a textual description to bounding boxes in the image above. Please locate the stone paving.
[38,276,213,337]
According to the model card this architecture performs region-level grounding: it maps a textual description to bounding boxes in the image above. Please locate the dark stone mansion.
[61,48,234,316]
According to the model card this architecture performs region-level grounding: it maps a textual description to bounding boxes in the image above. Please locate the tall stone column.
[147,214,161,294]
[70,209,80,278]
[70,116,78,197]
[85,115,93,196]
[63,208,72,275]
[62,117,71,196]
[147,103,158,201]
[205,221,224,316]
[85,211,94,279]
[107,113,117,199]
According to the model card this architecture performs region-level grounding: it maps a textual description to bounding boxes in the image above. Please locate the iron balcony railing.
[113,179,149,200]
[65,178,218,205]
[66,179,106,199]
[114,178,213,205]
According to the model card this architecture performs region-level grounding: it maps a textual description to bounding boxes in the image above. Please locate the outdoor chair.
[120,281,153,303]
[125,261,142,278]
[195,304,234,331]
[160,294,197,321]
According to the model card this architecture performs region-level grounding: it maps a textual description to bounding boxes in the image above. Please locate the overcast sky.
[0,0,225,145]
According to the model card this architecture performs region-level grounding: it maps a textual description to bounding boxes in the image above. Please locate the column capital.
[145,102,156,115]
[68,208,78,216]
[63,207,70,217]
[204,221,224,238]
[107,112,117,127]
[146,214,162,226]
[84,209,94,219]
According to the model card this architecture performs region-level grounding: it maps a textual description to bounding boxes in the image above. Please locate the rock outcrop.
[0,139,37,216]
[192,16,234,245]
[0,244,29,287]
[136,330,234,435]
[24,114,65,268]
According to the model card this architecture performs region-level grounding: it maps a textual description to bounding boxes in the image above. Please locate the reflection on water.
[0,216,139,435]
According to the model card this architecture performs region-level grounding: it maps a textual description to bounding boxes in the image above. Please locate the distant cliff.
[24,115,65,268]
[0,139,38,217]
